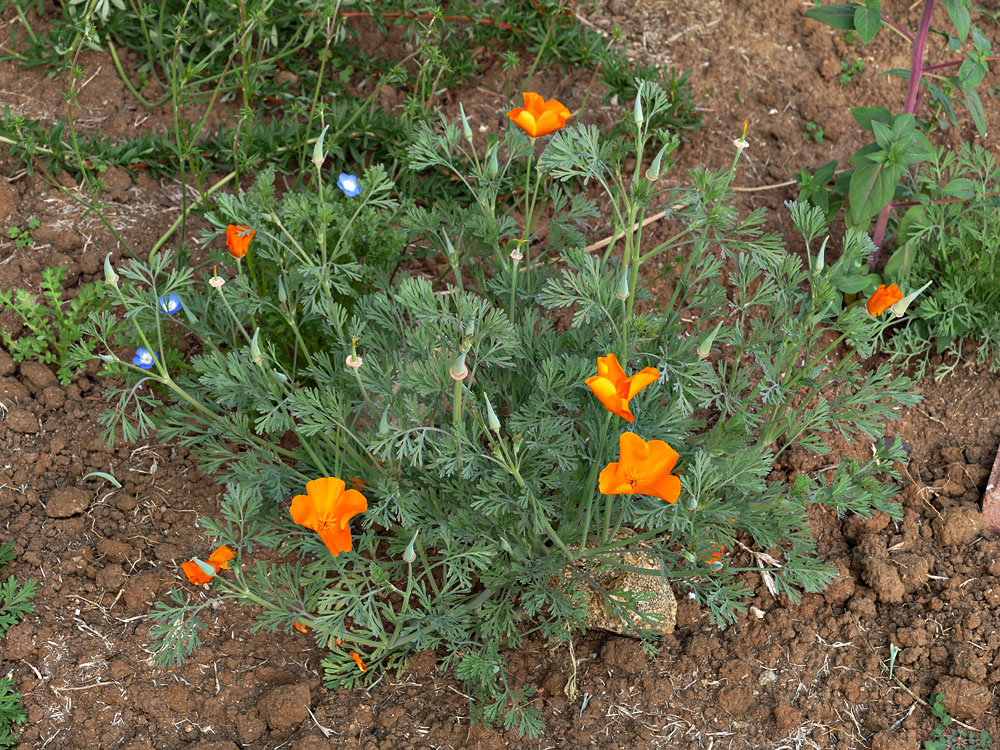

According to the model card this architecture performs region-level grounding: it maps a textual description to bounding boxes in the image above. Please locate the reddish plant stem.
[869,0,936,269]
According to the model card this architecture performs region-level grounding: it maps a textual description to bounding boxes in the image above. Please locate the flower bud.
[500,537,512,553]
[645,143,669,181]
[486,144,499,177]
[483,392,500,432]
[103,253,119,287]
[889,280,933,318]
[697,321,724,360]
[312,124,329,167]
[403,529,419,563]
[379,410,390,434]
[684,495,698,510]
[633,88,644,127]
[459,103,473,145]
[272,369,287,384]
[449,352,469,380]
[98,353,115,362]
[250,328,263,365]
[615,271,630,301]
[813,236,829,273]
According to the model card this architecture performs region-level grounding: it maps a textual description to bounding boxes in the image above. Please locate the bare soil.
[2,2,1000,749]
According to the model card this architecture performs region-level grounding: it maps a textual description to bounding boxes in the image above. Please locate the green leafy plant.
[839,57,865,84]
[925,694,993,750]
[804,0,993,264]
[5,217,40,249]
[77,81,919,735]
[879,142,1000,376]
[0,541,35,749]
[803,121,825,142]
[0,679,28,750]
[0,265,105,385]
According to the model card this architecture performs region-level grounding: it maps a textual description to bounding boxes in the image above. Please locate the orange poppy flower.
[507,92,572,138]
[598,432,681,504]
[226,224,255,259]
[349,652,368,672]
[585,354,660,423]
[293,621,310,633]
[290,477,367,557]
[866,284,902,316]
[181,545,235,585]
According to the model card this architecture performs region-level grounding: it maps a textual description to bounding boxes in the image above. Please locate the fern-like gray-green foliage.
[83,82,919,736]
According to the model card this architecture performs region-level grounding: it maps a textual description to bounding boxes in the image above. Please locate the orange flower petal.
[349,652,368,672]
[181,560,214,585]
[866,284,902,316]
[585,375,634,422]
[208,545,235,570]
[624,367,660,401]
[293,620,310,633]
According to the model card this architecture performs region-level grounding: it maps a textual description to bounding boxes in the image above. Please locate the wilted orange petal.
[208,545,235,570]
[349,652,368,672]
[293,620,310,633]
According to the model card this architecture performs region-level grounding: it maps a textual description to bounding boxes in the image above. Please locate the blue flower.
[336,173,362,197]
[158,294,182,315]
[132,348,157,370]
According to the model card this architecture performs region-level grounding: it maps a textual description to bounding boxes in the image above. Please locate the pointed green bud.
[890,280,933,318]
[272,369,287,384]
[813,236,829,273]
[312,124,330,167]
[633,86,644,127]
[486,144,499,177]
[645,143,669,181]
[459,103,473,144]
[615,270,630,301]
[277,277,287,304]
[500,537,512,553]
[250,328,263,365]
[98,353,115,363]
[403,529,419,563]
[464,321,475,338]
[685,495,698,510]
[483,392,500,432]
[379,410,390,434]
[697,321,724,360]
[103,253,119,287]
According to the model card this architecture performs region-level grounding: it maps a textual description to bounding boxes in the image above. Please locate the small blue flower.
[158,294,182,315]
[336,173,362,197]
[132,348,157,370]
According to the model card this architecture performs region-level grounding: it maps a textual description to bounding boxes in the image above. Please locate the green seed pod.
[312,124,330,167]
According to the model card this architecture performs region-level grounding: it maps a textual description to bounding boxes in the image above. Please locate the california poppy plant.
[866,283,903,316]
[507,92,572,138]
[226,224,255,259]
[181,545,235,585]
[599,432,682,504]
[290,477,367,557]
[585,354,660,423]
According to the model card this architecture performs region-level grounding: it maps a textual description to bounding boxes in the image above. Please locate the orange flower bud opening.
[226,224,255,259]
